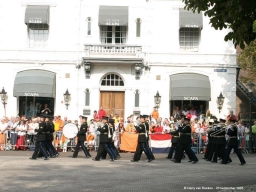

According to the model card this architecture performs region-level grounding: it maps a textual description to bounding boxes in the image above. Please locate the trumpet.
[210,126,227,137]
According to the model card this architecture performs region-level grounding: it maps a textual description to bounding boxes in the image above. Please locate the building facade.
[0,0,237,120]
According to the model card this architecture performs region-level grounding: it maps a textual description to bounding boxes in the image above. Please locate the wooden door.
[100,91,125,118]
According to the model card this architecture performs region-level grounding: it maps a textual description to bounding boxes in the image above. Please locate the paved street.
[0,151,256,192]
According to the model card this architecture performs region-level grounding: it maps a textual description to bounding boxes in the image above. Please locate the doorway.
[100,91,125,118]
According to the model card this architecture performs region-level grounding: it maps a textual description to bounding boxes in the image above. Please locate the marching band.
[0,112,247,166]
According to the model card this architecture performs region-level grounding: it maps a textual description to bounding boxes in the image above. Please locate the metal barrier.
[0,131,100,152]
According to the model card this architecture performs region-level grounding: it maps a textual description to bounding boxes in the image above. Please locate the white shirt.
[89,123,96,134]
[0,122,8,134]
[28,123,39,135]
[195,127,204,134]
[163,125,171,133]
[17,124,27,136]
[182,110,190,115]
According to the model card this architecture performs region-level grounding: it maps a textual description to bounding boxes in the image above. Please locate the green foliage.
[182,0,256,49]
[253,20,256,33]
[238,39,256,82]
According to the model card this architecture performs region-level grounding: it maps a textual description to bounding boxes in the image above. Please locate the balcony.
[84,44,142,58]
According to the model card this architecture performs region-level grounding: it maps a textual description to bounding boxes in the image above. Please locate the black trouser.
[94,142,115,160]
[73,141,90,157]
[133,142,152,161]
[45,140,57,157]
[32,141,49,159]
[207,143,216,161]
[223,144,246,164]
[168,143,177,159]
[204,142,212,159]
[213,144,225,162]
[139,140,154,160]
[176,143,198,162]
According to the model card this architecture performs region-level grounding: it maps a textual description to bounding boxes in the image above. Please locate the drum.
[10,132,18,145]
[63,123,78,139]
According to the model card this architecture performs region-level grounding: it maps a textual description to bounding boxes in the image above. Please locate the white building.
[0,0,237,120]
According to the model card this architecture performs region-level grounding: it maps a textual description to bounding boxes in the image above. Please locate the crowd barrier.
[0,131,255,154]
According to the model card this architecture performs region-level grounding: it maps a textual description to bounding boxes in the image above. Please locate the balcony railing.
[84,44,142,56]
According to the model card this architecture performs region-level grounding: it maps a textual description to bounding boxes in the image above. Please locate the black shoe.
[227,160,232,164]
[69,156,77,158]
[206,159,210,161]
[220,161,227,164]
[92,159,100,161]
[44,157,50,160]
[56,153,59,157]
[192,161,198,164]
[117,155,121,159]
[170,159,175,162]
[29,157,36,160]
[188,160,192,162]
[211,161,217,163]
[110,159,114,162]
[50,155,56,158]
[239,162,246,165]
[148,159,153,162]
[86,155,91,158]
[131,159,138,162]
[173,159,180,163]
[166,157,171,159]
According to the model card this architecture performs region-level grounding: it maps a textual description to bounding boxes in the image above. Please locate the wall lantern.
[63,89,71,110]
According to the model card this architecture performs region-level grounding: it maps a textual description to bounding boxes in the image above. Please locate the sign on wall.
[83,109,91,116]
[214,69,227,72]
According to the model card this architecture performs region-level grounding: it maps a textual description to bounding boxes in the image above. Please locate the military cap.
[81,115,87,120]
[219,118,226,123]
[102,116,109,121]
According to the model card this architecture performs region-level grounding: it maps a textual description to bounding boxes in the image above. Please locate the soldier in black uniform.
[49,117,59,157]
[221,119,246,165]
[93,116,115,162]
[212,118,227,163]
[144,115,155,160]
[70,116,91,158]
[29,115,49,160]
[108,119,120,159]
[203,120,214,160]
[206,120,218,162]
[131,115,153,162]
[166,125,179,159]
[173,117,198,164]
[44,116,56,157]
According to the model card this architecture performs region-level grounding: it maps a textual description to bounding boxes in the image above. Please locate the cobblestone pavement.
[0,151,256,192]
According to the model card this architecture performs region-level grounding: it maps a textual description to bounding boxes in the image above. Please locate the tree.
[238,39,256,82]
[182,0,256,49]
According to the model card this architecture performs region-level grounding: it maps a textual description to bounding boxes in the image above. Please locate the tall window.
[85,89,90,106]
[135,89,140,107]
[136,18,141,37]
[87,17,91,35]
[28,24,49,48]
[101,74,124,86]
[179,27,200,52]
[101,26,127,44]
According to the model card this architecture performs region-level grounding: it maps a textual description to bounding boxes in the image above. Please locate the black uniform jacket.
[108,125,114,143]
[178,124,192,144]
[135,123,147,143]
[77,122,87,142]
[170,129,179,143]
[216,124,226,145]
[208,126,214,144]
[35,122,46,142]
[227,126,238,146]
[99,123,109,143]
[45,122,52,141]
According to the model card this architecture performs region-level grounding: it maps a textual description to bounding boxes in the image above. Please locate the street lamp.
[246,81,255,153]
[217,92,225,113]
[0,87,7,116]
[135,63,142,80]
[154,91,161,109]
[63,89,71,110]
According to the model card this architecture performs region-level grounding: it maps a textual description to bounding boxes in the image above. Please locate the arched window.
[87,17,91,35]
[101,74,124,86]
[136,18,141,37]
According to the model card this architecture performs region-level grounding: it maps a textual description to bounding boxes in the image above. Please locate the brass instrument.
[210,126,227,137]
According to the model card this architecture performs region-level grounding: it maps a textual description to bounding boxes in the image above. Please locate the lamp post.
[63,89,71,110]
[246,81,255,154]
[217,92,225,113]
[154,91,161,109]
[0,87,7,117]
